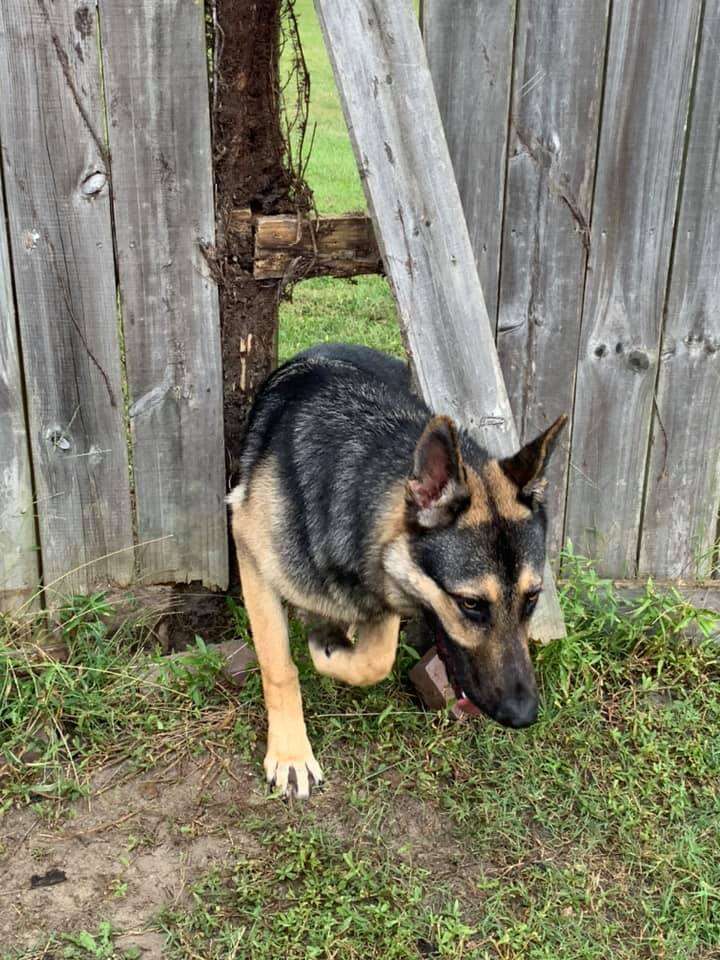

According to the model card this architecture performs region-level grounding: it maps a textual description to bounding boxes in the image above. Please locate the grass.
[7,924,140,960]
[4,3,720,958]
[277,0,402,362]
[0,595,237,810]
[159,823,475,959]
[3,553,720,958]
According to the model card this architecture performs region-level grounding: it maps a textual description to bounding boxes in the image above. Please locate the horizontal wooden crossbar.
[229,209,382,281]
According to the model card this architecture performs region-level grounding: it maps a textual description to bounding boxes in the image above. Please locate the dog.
[228,343,566,798]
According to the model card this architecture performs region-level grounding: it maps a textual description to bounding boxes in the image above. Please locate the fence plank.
[0,169,39,610]
[564,0,701,577]
[496,0,610,560]
[0,0,134,597]
[639,1,720,579]
[100,0,228,589]
[314,0,565,640]
[422,0,515,324]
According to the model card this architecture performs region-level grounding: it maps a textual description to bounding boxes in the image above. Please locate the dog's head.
[385,413,567,729]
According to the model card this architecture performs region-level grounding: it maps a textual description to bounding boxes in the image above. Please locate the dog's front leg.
[238,554,323,799]
[309,614,400,686]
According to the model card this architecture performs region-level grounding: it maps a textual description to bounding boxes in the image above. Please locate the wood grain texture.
[0,0,134,597]
[422,0,515,324]
[0,168,39,610]
[100,0,228,589]
[564,0,702,577]
[639,1,720,579]
[314,0,565,639]
[254,213,382,279]
[497,0,610,559]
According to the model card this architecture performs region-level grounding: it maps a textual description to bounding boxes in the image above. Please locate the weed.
[159,824,475,959]
[0,595,239,809]
[3,923,137,960]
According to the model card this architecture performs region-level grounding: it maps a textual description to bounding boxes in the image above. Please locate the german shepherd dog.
[228,344,566,798]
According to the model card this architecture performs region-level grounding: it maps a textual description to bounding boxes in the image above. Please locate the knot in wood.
[80,170,107,198]
[627,349,650,373]
[47,427,72,451]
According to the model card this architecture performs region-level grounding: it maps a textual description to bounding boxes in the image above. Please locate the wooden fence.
[0,0,227,607]
[424,0,720,580]
[0,0,719,611]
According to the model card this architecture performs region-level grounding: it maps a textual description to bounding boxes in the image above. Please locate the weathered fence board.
[639,0,720,580]
[314,0,565,640]
[0,172,39,610]
[564,0,702,577]
[422,0,515,325]
[0,0,134,597]
[495,0,610,559]
[100,0,228,589]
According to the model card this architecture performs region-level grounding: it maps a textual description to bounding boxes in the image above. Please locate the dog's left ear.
[407,415,469,528]
[499,415,568,496]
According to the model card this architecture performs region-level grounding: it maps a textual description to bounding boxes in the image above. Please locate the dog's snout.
[495,683,538,729]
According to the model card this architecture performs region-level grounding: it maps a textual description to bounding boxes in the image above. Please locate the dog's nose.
[495,691,538,728]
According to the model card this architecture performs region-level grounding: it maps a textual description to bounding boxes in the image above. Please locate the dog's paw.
[264,745,324,800]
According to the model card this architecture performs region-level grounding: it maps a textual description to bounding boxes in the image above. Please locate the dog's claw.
[264,751,324,800]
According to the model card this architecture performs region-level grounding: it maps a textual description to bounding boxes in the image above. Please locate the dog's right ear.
[407,416,469,528]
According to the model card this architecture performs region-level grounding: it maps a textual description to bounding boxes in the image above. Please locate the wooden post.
[313,0,565,640]
[213,0,298,483]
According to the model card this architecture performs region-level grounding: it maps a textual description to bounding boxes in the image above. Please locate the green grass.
[277,0,402,362]
[160,559,720,959]
[0,594,235,810]
[4,555,719,958]
[159,823,475,959]
[4,924,139,960]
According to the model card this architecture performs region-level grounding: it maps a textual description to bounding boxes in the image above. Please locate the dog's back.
[233,344,428,621]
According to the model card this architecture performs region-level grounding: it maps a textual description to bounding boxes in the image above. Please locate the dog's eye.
[456,596,491,624]
[523,589,541,618]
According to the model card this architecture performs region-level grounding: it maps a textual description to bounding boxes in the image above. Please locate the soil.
[0,755,259,955]
[0,751,470,957]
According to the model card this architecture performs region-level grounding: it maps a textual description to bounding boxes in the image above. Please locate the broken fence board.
[254,213,382,279]
[496,0,610,560]
[639,0,720,580]
[564,0,702,577]
[0,161,39,610]
[422,0,515,326]
[100,0,228,589]
[314,0,565,640]
[0,0,134,597]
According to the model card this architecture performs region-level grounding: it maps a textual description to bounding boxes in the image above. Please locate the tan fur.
[482,460,532,521]
[383,537,484,650]
[235,550,322,799]
[232,458,361,624]
[517,564,542,597]
[452,573,502,604]
[310,614,401,686]
[457,466,491,526]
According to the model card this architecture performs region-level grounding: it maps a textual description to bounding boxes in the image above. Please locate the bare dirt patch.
[0,754,264,956]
